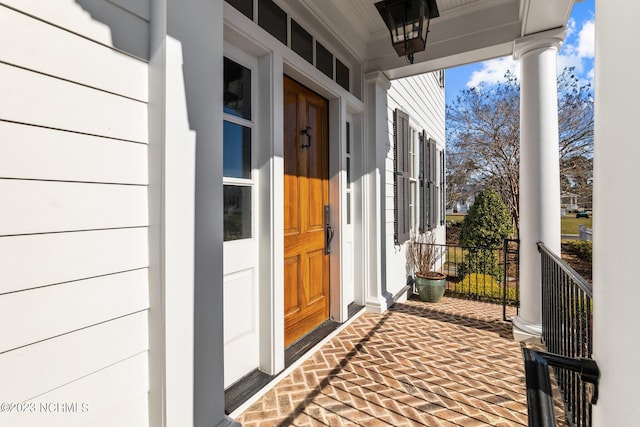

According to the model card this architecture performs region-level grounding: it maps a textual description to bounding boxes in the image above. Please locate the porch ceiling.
[299,0,577,79]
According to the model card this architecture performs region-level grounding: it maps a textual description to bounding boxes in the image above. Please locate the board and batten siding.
[0,2,150,426]
[384,73,446,297]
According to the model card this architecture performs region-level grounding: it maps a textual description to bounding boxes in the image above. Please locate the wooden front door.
[283,77,330,347]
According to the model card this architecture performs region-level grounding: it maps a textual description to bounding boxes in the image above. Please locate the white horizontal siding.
[0,0,149,60]
[0,270,149,352]
[389,74,445,144]
[0,351,149,427]
[0,180,148,235]
[0,6,148,101]
[0,228,149,294]
[0,1,151,425]
[384,73,446,296]
[0,122,148,184]
[0,63,147,142]
[0,311,148,401]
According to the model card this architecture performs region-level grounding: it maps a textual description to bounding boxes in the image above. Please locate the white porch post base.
[365,296,389,314]
[512,316,542,344]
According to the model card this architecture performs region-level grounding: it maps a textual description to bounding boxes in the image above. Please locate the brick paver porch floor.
[233,297,563,426]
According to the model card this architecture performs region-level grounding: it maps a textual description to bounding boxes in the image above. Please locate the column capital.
[364,70,391,90]
[513,27,567,60]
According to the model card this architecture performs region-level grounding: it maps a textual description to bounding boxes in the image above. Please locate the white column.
[593,1,640,425]
[152,1,238,426]
[363,71,391,313]
[148,2,196,424]
[512,29,565,342]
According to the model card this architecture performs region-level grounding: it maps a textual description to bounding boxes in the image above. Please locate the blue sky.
[445,0,595,106]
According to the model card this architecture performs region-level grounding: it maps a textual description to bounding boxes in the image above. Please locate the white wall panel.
[0,270,149,352]
[384,72,446,298]
[0,63,147,142]
[0,122,147,184]
[0,180,148,235]
[0,2,152,426]
[0,352,149,427]
[0,228,148,294]
[0,311,148,401]
[0,1,149,59]
[90,393,149,427]
[223,266,258,387]
[0,7,147,101]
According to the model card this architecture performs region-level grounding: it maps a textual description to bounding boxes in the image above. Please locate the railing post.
[503,239,508,321]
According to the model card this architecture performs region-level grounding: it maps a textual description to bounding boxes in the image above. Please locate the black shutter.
[429,138,438,230]
[419,131,429,231]
[394,109,410,244]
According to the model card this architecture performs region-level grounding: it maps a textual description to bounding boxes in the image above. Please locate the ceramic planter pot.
[414,272,447,303]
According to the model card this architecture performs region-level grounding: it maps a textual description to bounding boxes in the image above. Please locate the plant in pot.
[407,231,447,302]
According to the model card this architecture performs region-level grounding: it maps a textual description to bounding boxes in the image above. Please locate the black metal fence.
[423,239,519,319]
[538,242,595,427]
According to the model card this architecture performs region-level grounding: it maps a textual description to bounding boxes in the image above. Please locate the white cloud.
[576,20,595,58]
[557,18,594,75]
[466,57,518,88]
[566,17,577,38]
[466,18,595,88]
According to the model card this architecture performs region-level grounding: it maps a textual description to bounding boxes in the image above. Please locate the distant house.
[561,192,579,211]
[453,195,475,214]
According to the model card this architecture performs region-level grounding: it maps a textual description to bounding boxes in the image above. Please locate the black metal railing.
[420,240,519,318]
[522,347,599,427]
[538,242,595,427]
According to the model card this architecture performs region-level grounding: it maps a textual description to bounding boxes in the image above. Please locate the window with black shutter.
[394,109,410,244]
[419,135,440,231]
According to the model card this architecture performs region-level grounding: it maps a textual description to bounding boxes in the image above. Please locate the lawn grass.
[561,215,593,235]
[448,213,591,235]
[446,214,466,224]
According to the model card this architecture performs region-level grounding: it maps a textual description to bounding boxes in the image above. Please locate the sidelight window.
[223,57,254,241]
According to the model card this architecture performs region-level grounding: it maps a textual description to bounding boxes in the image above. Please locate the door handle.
[324,205,333,255]
[301,126,312,148]
[325,225,334,255]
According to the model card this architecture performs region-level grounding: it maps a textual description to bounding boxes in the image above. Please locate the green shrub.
[460,189,513,247]
[567,240,592,262]
[458,248,503,281]
[452,273,518,303]
[459,189,513,280]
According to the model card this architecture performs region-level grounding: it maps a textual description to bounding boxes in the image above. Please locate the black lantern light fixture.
[375,0,439,64]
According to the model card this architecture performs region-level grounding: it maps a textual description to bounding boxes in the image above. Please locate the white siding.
[385,73,446,297]
[0,2,150,426]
